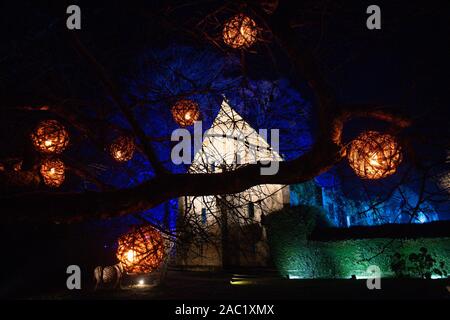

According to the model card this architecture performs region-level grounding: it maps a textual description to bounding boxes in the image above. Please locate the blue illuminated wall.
[290,173,442,228]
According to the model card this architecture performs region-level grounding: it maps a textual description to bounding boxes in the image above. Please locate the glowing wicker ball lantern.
[223,13,258,49]
[347,131,402,180]
[171,99,200,127]
[116,225,166,274]
[31,120,69,154]
[40,158,65,187]
[110,136,135,162]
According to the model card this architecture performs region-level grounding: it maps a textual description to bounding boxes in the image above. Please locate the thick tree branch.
[0,136,341,223]
[332,104,413,145]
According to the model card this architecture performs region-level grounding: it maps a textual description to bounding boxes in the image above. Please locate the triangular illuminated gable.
[190,99,282,173]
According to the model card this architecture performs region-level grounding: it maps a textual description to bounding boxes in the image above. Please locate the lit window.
[201,208,207,224]
[248,203,255,220]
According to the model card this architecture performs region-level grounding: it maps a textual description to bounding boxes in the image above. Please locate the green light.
[266,206,450,279]
[270,237,450,279]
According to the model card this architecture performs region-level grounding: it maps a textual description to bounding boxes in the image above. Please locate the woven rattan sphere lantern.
[31,120,69,154]
[40,158,65,187]
[171,99,200,127]
[110,136,135,162]
[116,225,166,274]
[347,131,402,179]
[223,13,258,49]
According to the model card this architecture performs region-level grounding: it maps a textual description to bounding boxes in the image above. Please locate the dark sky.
[1,1,449,111]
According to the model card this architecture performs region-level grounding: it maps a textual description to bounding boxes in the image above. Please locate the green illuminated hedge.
[265,206,450,279]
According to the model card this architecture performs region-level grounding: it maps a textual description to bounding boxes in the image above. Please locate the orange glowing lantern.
[223,13,259,49]
[40,158,65,187]
[116,225,166,274]
[171,99,200,127]
[347,131,402,179]
[31,120,69,154]
[110,136,135,162]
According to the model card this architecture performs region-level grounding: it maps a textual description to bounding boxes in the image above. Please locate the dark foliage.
[264,205,331,240]
[390,247,448,279]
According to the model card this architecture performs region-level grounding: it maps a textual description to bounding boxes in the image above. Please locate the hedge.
[265,205,450,279]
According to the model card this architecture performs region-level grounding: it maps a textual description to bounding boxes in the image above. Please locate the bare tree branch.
[69,33,168,175]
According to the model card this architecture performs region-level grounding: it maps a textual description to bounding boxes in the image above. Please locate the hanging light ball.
[116,225,166,274]
[171,99,200,127]
[223,13,259,49]
[110,136,135,162]
[40,158,65,187]
[347,131,402,179]
[31,120,69,154]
